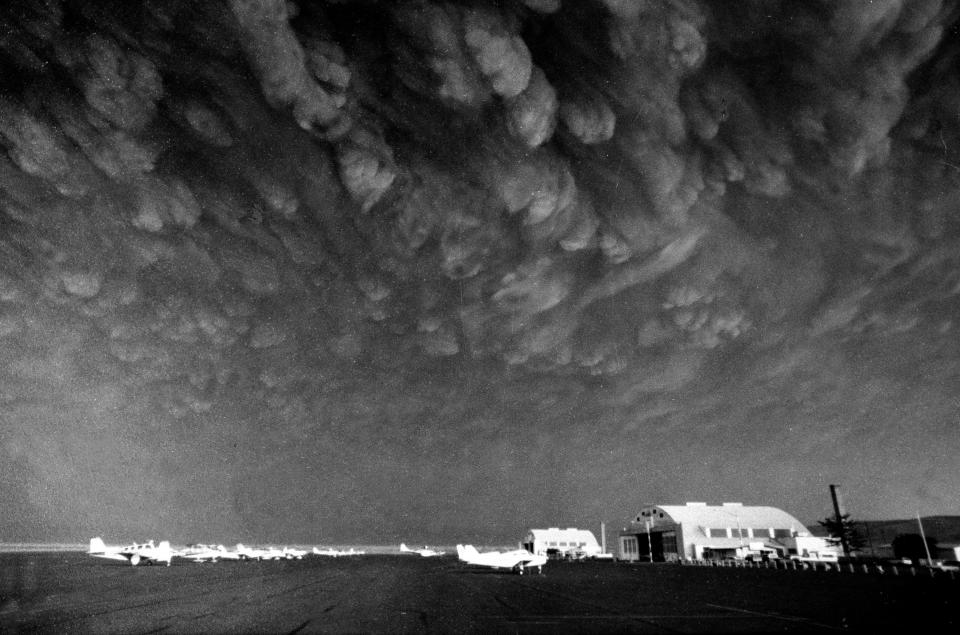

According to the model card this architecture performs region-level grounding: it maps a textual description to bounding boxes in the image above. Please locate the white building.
[618,502,840,562]
[523,527,603,559]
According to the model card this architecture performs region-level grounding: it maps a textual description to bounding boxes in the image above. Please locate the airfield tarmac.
[1,552,957,633]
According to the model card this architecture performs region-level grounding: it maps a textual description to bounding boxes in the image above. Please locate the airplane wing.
[88,551,129,562]
[179,552,219,562]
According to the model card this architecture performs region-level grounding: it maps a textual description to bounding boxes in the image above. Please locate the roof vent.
[685,502,707,506]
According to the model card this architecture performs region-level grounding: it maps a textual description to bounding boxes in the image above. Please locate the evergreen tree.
[818,513,866,555]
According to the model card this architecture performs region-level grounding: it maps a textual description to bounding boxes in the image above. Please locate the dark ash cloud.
[1,0,959,542]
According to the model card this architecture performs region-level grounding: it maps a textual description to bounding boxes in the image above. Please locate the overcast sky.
[1,0,958,545]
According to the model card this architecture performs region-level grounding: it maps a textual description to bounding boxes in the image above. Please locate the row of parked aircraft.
[312,546,367,557]
[178,544,311,562]
[88,538,363,566]
[89,537,548,574]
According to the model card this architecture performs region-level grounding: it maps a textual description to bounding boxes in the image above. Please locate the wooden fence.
[677,558,958,581]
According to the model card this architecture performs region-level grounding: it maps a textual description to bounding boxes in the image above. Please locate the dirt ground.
[1,553,956,633]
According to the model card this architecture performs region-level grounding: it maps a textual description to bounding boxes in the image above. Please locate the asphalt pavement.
[1,553,957,633]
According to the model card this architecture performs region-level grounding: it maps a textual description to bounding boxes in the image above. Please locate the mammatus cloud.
[1,0,959,541]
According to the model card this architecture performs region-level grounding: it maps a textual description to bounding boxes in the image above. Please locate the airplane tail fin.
[89,537,106,554]
[457,544,479,561]
[158,540,173,563]
[400,543,410,552]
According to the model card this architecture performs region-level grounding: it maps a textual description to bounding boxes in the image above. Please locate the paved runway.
[1,553,957,633]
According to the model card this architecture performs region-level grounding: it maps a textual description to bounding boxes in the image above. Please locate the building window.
[708,528,726,538]
[773,529,793,539]
[662,531,677,553]
[753,528,773,538]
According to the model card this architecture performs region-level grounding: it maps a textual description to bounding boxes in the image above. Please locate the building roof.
[635,502,810,536]
[527,528,599,547]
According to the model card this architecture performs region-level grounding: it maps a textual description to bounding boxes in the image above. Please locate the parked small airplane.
[177,544,240,563]
[236,544,272,561]
[400,543,445,557]
[456,544,547,574]
[88,537,174,566]
[216,545,242,561]
[282,547,308,559]
[259,546,287,560]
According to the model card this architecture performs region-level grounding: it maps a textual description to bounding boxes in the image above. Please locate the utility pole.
[863,521,875,557]
[736,511,743,549]
[917,512,934,566]
[829,484,850,557]
[645,519,653,563]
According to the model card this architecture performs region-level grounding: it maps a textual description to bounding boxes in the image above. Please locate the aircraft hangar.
[617,502,836,562]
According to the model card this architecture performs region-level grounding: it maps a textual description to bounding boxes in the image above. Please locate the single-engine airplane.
[282,547,308,559]
[400,543,445,557]
[456,544,547,574]
[177,544,240,563]
[88,537,174,566]
[236,544,271,561]
[259,546,287,560]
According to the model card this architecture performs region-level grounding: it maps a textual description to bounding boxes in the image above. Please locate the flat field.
[1,553,956,633]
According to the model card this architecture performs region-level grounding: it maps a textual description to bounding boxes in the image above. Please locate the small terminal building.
[617,502,839,562]
[523,527,603,559]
